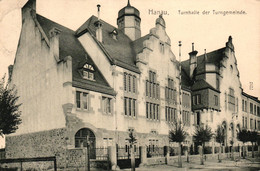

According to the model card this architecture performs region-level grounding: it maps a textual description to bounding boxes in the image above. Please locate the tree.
[215,125,225,162]
[248,130,257,158]
[169,122,187,168]
[193,125,214,165]
[126,130,137,171]
[237,129,249,159]
[0,75,22,138]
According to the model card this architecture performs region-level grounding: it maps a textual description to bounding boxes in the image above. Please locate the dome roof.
[156,14,166,28]
[117,0,140,20]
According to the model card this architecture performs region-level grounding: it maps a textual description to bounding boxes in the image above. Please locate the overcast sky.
[0,0,260,99]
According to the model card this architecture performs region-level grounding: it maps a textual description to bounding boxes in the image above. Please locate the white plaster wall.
[9,8,70,135]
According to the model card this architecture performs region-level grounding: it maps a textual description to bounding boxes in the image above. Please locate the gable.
[36,14,115,95]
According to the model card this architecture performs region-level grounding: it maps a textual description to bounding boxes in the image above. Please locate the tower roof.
[156,14,166,28]
[117,0,140,21]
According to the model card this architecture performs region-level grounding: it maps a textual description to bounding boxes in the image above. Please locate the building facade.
[5,0,260,168]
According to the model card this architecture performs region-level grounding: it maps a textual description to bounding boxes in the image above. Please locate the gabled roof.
[191,79,220,92]
[76,15,140,73]
[181,47,226,89]
[181,47,226,76]
[36,14,116,95]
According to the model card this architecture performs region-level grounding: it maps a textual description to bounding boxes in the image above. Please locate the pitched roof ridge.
[197,47,225,58]
[36,13,75,33]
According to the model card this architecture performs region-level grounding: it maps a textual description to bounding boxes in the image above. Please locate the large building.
[5,0,260,168]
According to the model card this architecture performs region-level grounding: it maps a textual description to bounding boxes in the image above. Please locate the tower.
[117,0,141,41]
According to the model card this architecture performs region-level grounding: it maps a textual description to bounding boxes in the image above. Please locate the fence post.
[54,157,57,171]
[165,146,170,165]
[108,146,119,170]
[139,146,147,167]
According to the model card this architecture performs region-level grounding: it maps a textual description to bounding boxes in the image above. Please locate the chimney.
[189,43,198,78]
[94,4,103,42]
[22,0,36,21]
[49,27,62,62]
[8,65,13,82]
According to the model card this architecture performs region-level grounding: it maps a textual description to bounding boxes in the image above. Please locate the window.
[82,93,88,109]
[123,72,137,94]
[258,121,260,131]
[82,63,95,81]
[242,116,244,128]
[124,97,136,117]
[146,71,159,99]
[182,110,190,126]
[165,106,176,123]
[245,101,247,112]
[102,97,112,114]
[228,88,235,112]
[254,105,256,115]
[146,102,159,121]
[245,117,248,129]
[250,103,253,114]
[159,42,164,53]
[242,100,244,111]
[257,106,260,116]
[76,91,88,110]
[214,95,218,106]
[250,119,253,129]
[76,91,81,108]
[165,78,177,103]
[193,94,201,105]
[216,78,219,90]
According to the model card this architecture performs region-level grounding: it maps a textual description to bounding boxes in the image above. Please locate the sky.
[0,0,259,143]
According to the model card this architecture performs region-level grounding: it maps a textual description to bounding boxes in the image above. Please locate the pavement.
[119,157,260,171]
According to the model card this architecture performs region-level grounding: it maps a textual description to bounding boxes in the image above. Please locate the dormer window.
[110,29,118,40]
[81,63,95,81]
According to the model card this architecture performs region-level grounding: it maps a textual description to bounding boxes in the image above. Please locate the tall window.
[182,110,190,126]
[146,71,160,121]
[146,71,160,99]
[228,88,235,112]
[102,97,112,114]
[123,72,137,118]
[242,100,244,111]
[245,101,247,112]
[76,91,88,110]
[192,94,201,105]
[124,97,136,117]
[214,95,218,106]
[254,105,256,115]
[159,42,164,53]
[124,72,137,93]
[250,103,253,114]
[165,78,177,103]
[242,116,245,128]
[146,102,159,121]
[165,106,176,123]
[245,117,248,129]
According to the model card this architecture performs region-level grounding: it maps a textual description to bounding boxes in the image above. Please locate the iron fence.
[117,146,140,159]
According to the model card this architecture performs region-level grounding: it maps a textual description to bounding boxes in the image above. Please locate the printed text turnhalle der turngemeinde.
[178,10,247,16]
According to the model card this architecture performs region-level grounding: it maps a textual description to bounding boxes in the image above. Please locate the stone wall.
[5,128,67,170]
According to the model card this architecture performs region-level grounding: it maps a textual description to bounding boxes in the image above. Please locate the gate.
[116,146,141,169]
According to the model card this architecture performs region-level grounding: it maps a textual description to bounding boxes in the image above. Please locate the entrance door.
[75,128,96,159]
